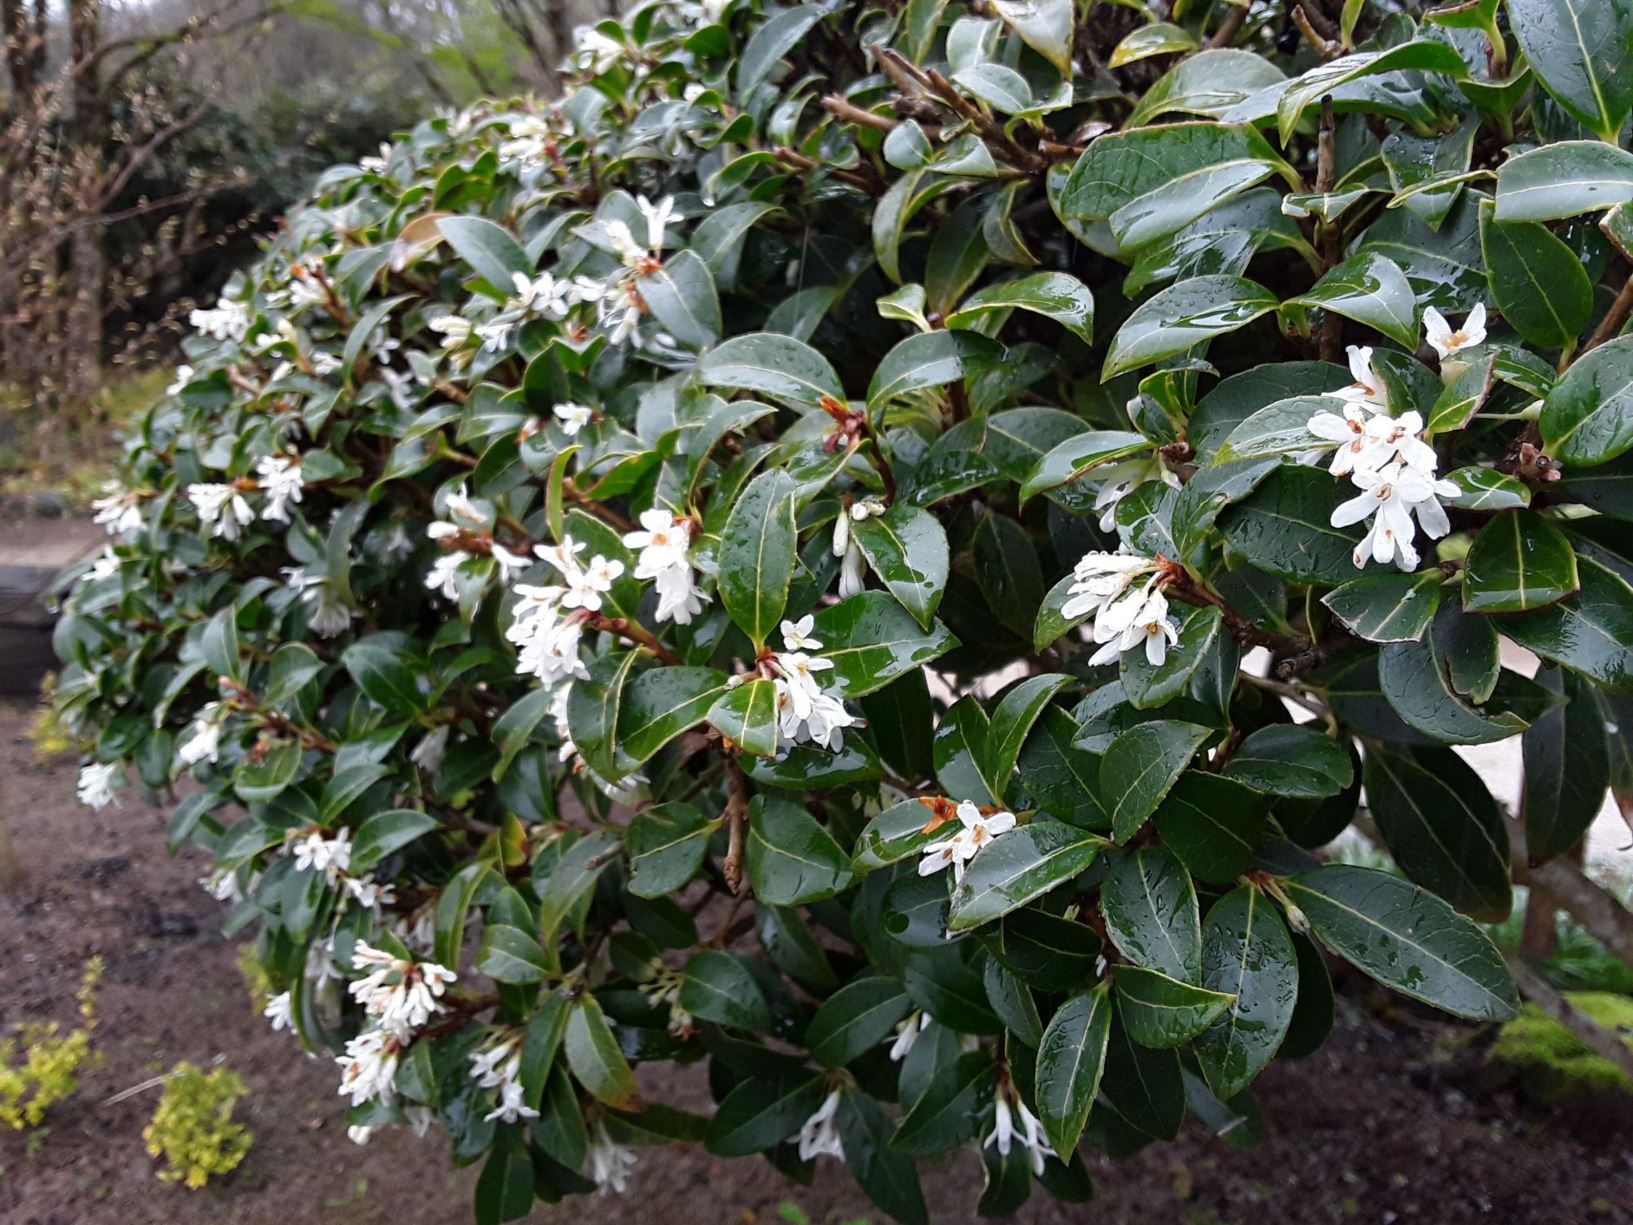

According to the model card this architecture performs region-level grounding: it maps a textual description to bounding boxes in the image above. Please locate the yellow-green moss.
[0,956,104,1130]
[1487,991,1633,1102]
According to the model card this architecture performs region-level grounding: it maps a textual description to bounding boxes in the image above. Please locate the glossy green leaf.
[946,271,1095,342]
[1195,885,1297,1100]
[705,1074,826,1156]
[806,976,913,1067]
[1152,772,1268,883]
[1322,570,1443,642]
[626,804,716,898]
[851,504,950,629]
[706,678,780,757]
[1479,199,1593,350]
[620,666,731,762]
[867,329,1003,410]
[1495,140,1633,222]
[719,468,797,647]
[350,809,438,871]
[1463,510,1580,613]
[437,215,532,291]
[981,673,1071,803]
[745,795,855,905]
[680,950,770,1031]
[1523,667,1613,861]
[1222,724,1354,798]
[1441,466,1531,511]
[1103,276,1279,378]
[1122,605,1224,709]
[1377,638,1530,744]
[1019,430,1150,502]
[1284,865,1518,1020]
[1501,557,1633,691]
[1034,986,1112,1157]
[638,249,721,350]
[1115,966,1235,1049]
[1286,251,1417,348]
[1101,846,1202,982]
[1218,465,1362,585]
[697,332,843,407]
[891,1050,998,1155]
[946,821,1105,931]
[1099,719,1212,843]
[1508,0,1633,141]
[565,994,641,1109]
[1540,335,1633,467]
[1275,42,1468,144]
[809,591,959,699]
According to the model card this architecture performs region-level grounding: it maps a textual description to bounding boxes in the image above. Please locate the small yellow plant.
[143,1062,253,1188]
[0,956,104,1130]
[27,676,77,762]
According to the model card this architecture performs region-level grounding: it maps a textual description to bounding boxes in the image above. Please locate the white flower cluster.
[189,298,250,342]
[336,943,456,1110]
[469,1037,540,1124]
[90,484,144,536]
[505,538,623,686]
[183,452,306,541]
[285,825,395,912]
[1060,550,1179,667]
[588,1120,638,1193]
[917,799,1016,884]
[756,616,860,752]
[177,701,228,768]
[622,509,708,625]
[636,962,695,1037]
[1306,340,1465,572]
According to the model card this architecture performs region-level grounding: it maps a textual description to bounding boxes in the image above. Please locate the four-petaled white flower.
[587,1120,638,1193]
[290,826,353,880]
[554,401,594,435]
[76,761,122,809]
[795,1089,845,1162]
[1331,460,1458,572]
[1423,303,1486,360]
[780,615,823,652]
[255,454,305,523]
[1088,586,1180,668]
[919,800,1017,883]
[263,991,294,1032]
[623,510,709,625]
[636,194,682,252]
[187,482,255,540]
[1328,344,1387,408]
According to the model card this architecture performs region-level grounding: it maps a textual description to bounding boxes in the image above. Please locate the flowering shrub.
[51,0,1633,1219]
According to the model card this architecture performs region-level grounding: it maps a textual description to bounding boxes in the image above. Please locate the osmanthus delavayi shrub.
[52,0,1633,1218]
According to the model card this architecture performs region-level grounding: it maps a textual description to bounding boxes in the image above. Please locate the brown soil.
[2,697,1631,1225]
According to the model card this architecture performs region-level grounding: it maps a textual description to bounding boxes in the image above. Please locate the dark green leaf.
[1100,720,1211,843]
[1195,885,1297,1100]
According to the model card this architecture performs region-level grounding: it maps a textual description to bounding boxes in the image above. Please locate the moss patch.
[1487,992,1633,1102]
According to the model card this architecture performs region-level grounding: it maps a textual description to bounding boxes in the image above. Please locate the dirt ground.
[2,698,1631,1225]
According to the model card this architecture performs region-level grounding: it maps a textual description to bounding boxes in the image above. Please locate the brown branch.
[1509,820,1633,969]
[1581,270,1633,356]
[721,755,751,896]
[1206,3,1250,49]
[561,478,637,532]
[822,94,897,133]
[584,613,683,665]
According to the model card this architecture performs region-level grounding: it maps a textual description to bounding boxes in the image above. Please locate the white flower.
[919,801,1017,883]
[359,141,392,173]
[255,454,305,523]
[202,869,243,904]
[795,1089,845,1162]
[346,875,395,911]
[635,194,682,252]
[510,271,568,318]
[779,690,858,752]
[336,1026,399,1107]
[624,509,692,576]
[887,1011,931,1062]
[1328,344,1387,408]
[553,401,594,435]
[263,991,294,1032]
[780,615,823,652]
[348,942,457,1039]
[652,561,708,624]
[1087,587,1180,668]
[1090,454,1180,533]
[833,500,884,598]
[587,1121,638,1193]
[1059,550,1160,623]
[985,1090,1055,1176]
[491,543,532,583]
[469,1042,519,1090]
[190,299,250,342]
[475,319,513,353]
[177,702,226,768]
[187,482,255,540]
[483,1078,540,1124]
[290,826,353,880]
[539,537,623,611]
[428,314,473,349]
[91,485,143,535]
[1359,410,1438,475]
[601,218,647,268]
[166,365,195,395]
[76,762,121,809]
[1424,303,1486,360]
[411,725,450,772]
[346,1124,376,1146]
[425,551,470,600]
[1331,460,1458,572]
[1306,400,1378,477]
[576,27,625,74]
